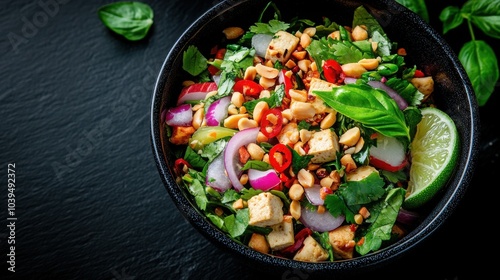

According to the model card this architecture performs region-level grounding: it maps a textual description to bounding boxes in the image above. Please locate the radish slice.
[205,96,231,126]
[224,127,260,192]
[251,33,273,58]
[206,153,232,192]
[303,184,324,205]
[177,82,218,105]
[165,104,192,126]
[367,80,408,110]
[299,206,344,232]
[369,134,407,172]
[248,169,281,191]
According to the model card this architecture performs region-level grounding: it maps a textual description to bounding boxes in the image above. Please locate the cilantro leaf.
[221,189,240,204]
[186,178,208,211]
[250,19,289,34]
[338,172,385,206]
[182,45,208,76]
[224,208,249,238]
[324,194,355,223]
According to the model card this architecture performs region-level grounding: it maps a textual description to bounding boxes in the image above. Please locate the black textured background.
[1,0,498,279]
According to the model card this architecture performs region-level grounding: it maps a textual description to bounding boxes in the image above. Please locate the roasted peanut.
[298,169,315,188]
[223,27,244,40]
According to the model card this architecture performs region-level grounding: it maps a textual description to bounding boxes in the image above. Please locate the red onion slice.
[206,153,232,192]
[251,33,273,58]
[165,104,192,126]
[248,169,280,191]
[367,80,408,110]
[303,184,324,205]
[224,127,260,192]
[205,96,231,126]
[343,77,357,84]
[299,206,345,232]
[397,208,421,226]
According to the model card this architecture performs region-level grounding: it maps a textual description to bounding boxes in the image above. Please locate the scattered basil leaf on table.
[459,40,499,106]
[98,1,154,41]
[398,0,500,107]
[395,0,429,23]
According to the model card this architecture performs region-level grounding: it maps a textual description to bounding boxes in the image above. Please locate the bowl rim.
[150,0,480,273]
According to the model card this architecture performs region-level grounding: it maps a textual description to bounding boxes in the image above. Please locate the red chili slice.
[322,59,345,84]
[413,69,425,78]
[259,108,283,139]
[174,158,191,176]
[269,143,292,173]
[279,172,295,188]
[233,79,264,98]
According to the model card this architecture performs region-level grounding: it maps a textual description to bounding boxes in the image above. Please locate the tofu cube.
[290,101,316,120]
[265,31,299,64]
[267,216,295,250]
[293,235,329,262]
[307,129,339,163]
[328,225,356,259]
[248,192,284,227]
[308,78,336,114]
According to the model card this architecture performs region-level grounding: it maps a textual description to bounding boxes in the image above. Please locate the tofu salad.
[162,3,438,262]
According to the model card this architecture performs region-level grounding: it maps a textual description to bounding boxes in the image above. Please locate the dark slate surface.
[1,0,497,279]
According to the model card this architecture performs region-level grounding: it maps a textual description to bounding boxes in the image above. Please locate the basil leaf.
[396,0,429,23]
[459,40,499,106]
[314,84,410,141]
[462,0,500,39]
[439,6,463,34]
[98,2,154,41]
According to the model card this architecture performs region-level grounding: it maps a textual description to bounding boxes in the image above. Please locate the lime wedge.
[403,107,459,209]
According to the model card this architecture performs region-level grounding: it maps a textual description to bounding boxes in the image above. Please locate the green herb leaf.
[184,146,207,170]
[186,178,208,211]
[291,148,313,175]
[224,208,249,238]
[439,6,463,34]
[356,187,405,255]
[250,19,289,34]
[352,6,392,56]
[98,1,154,41]
[221,189,240,204]
[396,0,430,22]
[314,84,410,141]
[241,160,272,171]
[324,193,355,223]
[459,40,499,106]
[462,0,500,39]
[182,45,208,77]
[338,172,386,206]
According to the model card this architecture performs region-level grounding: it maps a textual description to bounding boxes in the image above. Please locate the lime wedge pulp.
[403,107,460,209]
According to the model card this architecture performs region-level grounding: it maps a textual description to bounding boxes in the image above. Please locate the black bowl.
[150,0,479,277]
